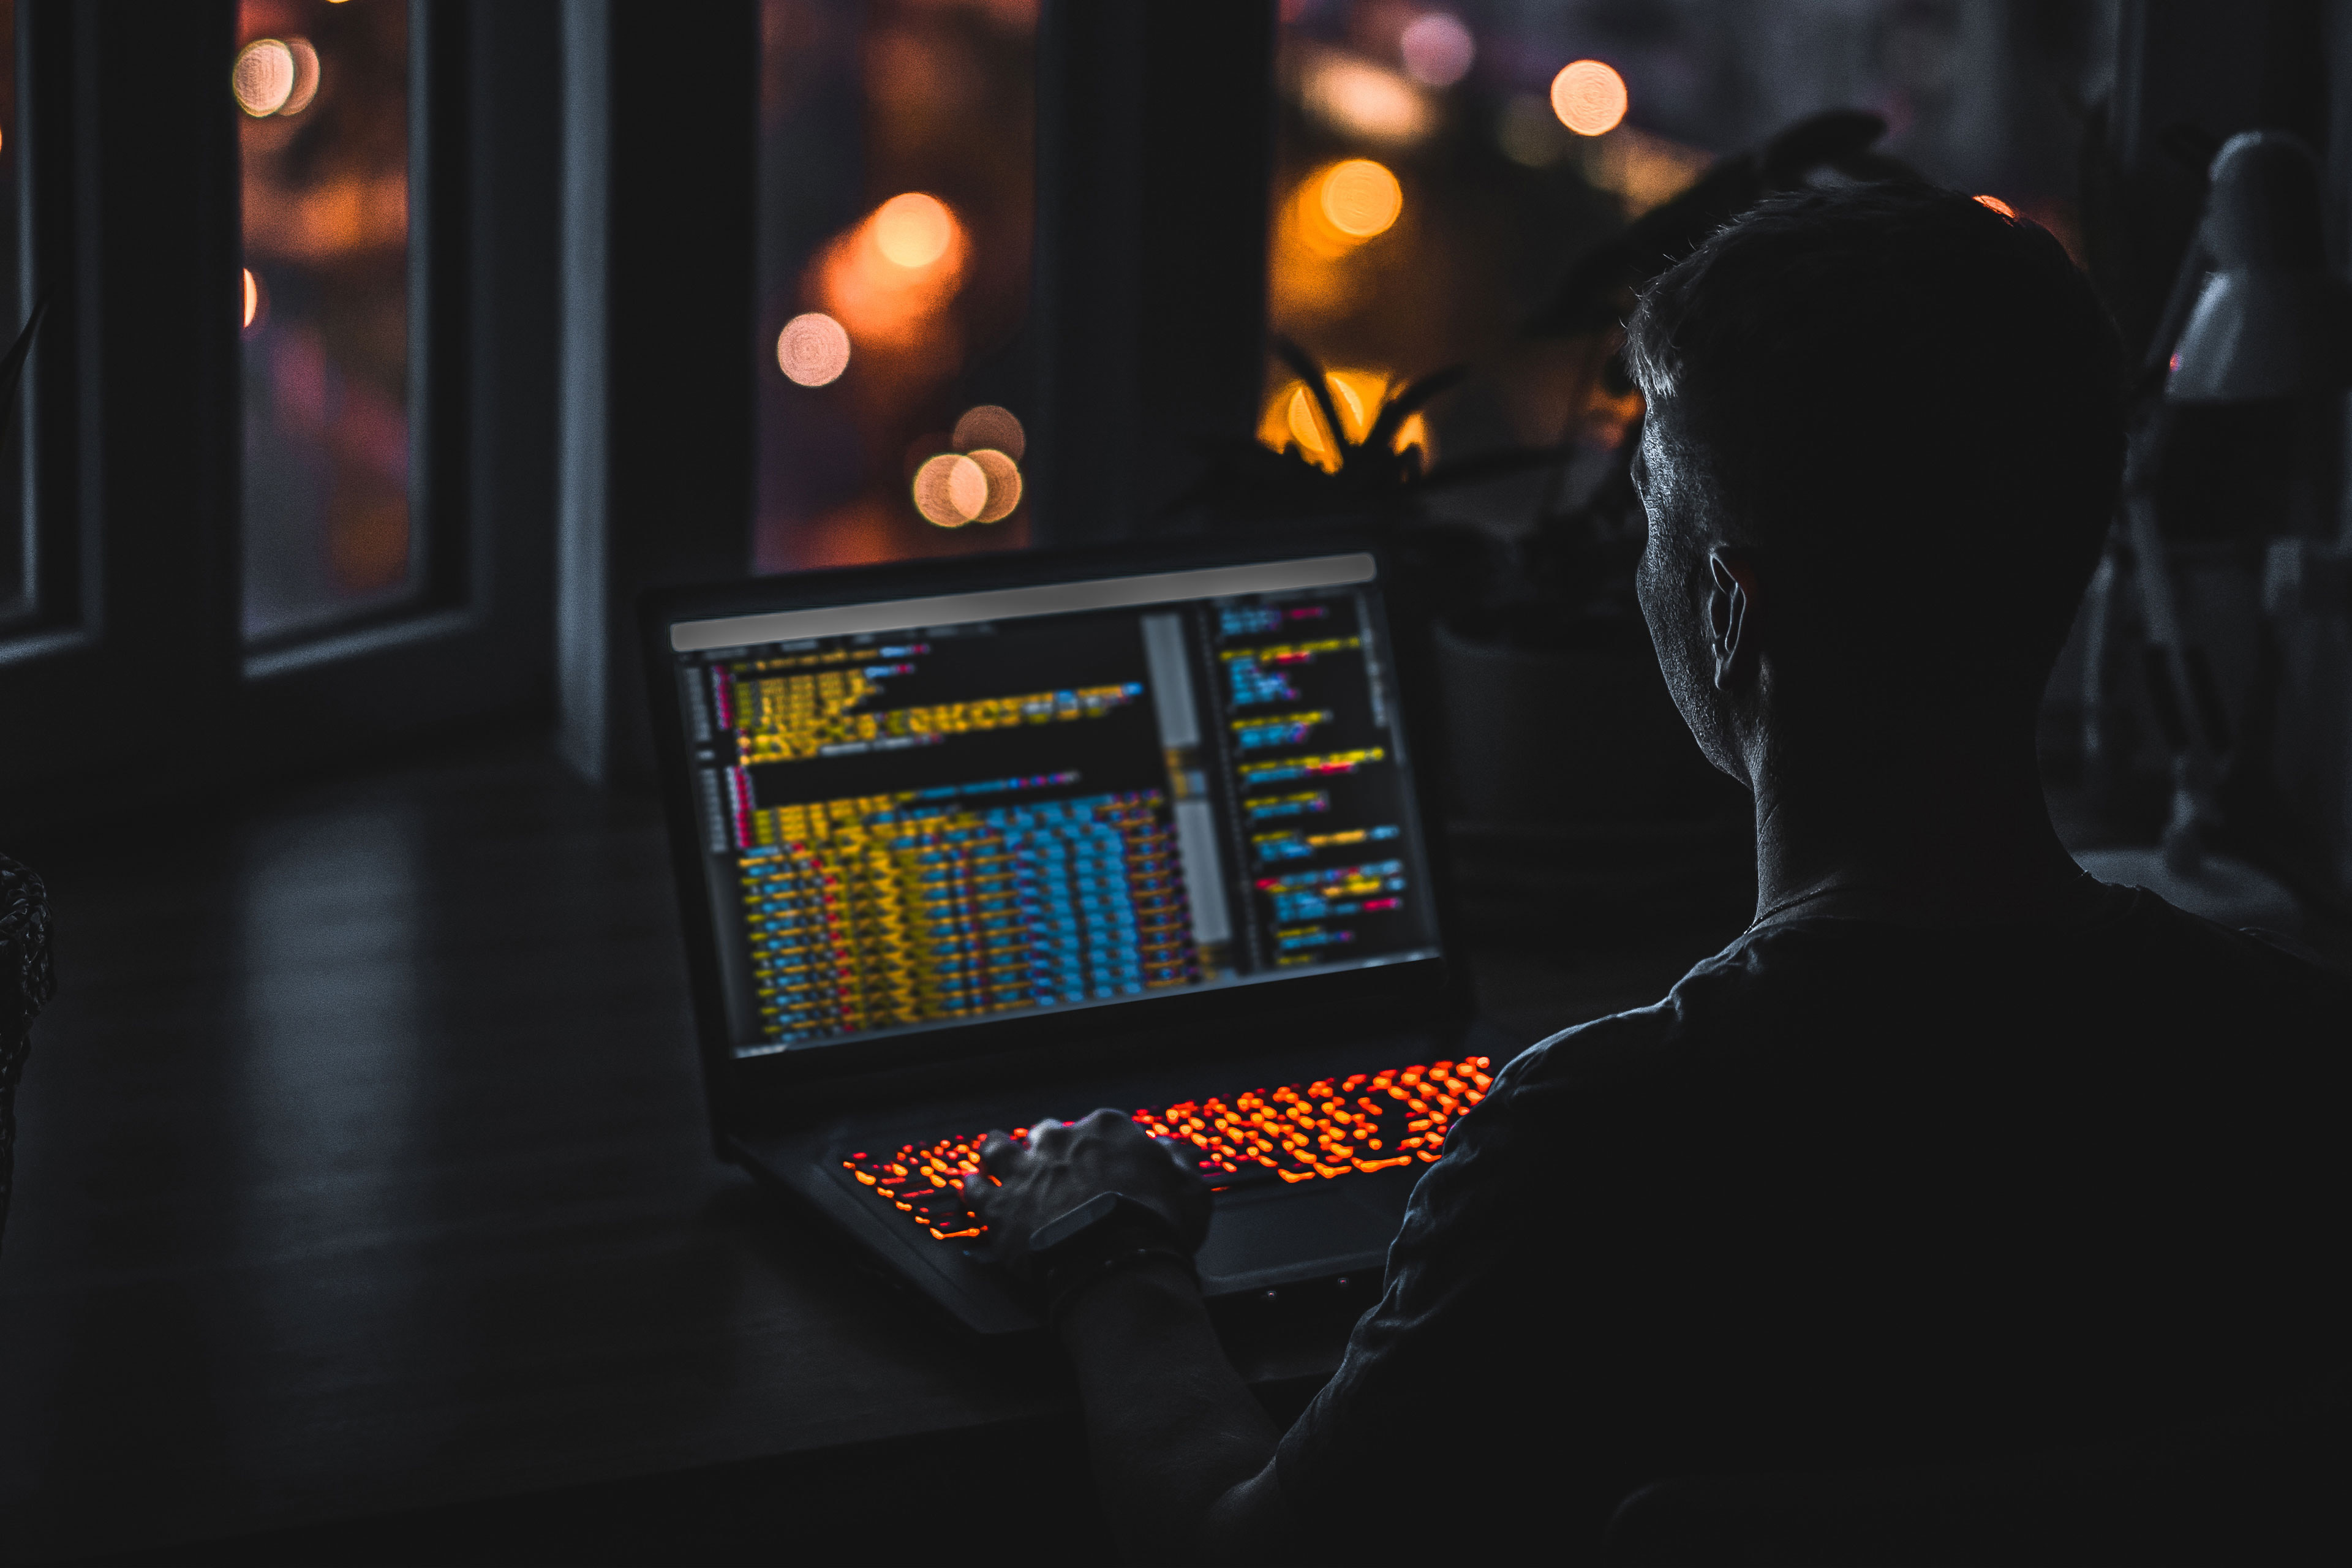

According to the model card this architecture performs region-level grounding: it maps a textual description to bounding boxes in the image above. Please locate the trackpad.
[1196,1177,1408,1295]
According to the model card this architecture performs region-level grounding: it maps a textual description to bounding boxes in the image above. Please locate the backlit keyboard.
[841,1056,1494,1242]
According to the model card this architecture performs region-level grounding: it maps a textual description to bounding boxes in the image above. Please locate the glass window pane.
[238,0,415,644]
[1266,3,2092,505]
[0,0,24,625]
[755,0,1036,573]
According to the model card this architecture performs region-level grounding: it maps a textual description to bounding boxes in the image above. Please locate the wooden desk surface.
[0,742,1747,1562]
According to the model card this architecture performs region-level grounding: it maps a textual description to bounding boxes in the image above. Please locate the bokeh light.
[810,196,968,355]
[1550,59,1627,137]
[965,448,1022,522]
[873,192,956,269]
[1582,124,1710,215]
[282,38,322,116]
[1299,50,1436,147]
[242,267,263,331]
[952,404,1025,461]
[1319,159,1404,239]
[777,311,852,385]
[1974,193,2016,219]
[912,451,989,526]
[1400,12,1475,87]
[233,39,298,118]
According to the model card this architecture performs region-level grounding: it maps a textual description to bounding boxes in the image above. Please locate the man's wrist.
[1051,1250,1203,1348]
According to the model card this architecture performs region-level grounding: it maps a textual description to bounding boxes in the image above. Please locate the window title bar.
[668,552,1378,653]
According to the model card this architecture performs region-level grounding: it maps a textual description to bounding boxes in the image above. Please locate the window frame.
[0,0,560,824]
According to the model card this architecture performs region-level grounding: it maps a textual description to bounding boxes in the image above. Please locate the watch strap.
[1042,1242,1197,1334]
[1027,1192,1196,1330]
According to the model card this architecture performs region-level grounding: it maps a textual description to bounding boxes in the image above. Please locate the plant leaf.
[1271,335,1354,459]
[1366,363,1468,453]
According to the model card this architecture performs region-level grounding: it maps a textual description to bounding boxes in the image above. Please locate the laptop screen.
[662,551,1442,1059]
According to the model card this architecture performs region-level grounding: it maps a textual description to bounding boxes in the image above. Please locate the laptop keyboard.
[840,1056,1494,1242]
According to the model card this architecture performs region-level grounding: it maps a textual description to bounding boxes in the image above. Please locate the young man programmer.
[958,181,2352,1564]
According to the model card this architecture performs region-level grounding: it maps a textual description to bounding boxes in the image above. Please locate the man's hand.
[966,1110,1300,1563]
[960,1109,1212,1273]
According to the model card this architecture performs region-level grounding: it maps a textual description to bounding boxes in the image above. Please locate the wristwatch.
[1027,1193,1196,1329]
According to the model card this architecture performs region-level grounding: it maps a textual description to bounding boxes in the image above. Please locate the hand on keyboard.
[840,1057,1493,1243]
[958,1110,1212,1273]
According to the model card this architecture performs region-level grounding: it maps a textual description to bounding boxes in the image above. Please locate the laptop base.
[733,1020,1510,1335]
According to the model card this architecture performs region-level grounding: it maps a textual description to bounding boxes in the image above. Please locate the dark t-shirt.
[1273,882,2350,1562]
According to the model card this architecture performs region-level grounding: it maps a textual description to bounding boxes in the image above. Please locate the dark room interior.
[2,2,2348,1563]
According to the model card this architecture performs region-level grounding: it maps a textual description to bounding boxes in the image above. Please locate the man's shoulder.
[1494,884,2350,1109]
[1496,932,1791,1096]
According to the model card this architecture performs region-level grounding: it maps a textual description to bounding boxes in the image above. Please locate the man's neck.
[1747,728,2092,930]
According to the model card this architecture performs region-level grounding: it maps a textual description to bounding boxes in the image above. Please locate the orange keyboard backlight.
[840,1057,1493,1242]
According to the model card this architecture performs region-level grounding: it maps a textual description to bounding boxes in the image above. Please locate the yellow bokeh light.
[952,404,1025,461]
[1550,59,1627,136]
[873,192,956,270]
[777,312,852,385]
[1319,159,1403,239]
[233,39,297,118]
[281,37,322,116]
[913,452,989,526]
[241,268,261,330]
[966,448,1022,522]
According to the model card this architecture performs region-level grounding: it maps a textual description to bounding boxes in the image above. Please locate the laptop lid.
[641,533,1470,1140]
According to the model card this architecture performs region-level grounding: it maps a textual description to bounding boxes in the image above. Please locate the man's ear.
[1706,549,1764,693]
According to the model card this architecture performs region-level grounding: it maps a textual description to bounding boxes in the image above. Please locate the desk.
[0,742,1747,1563]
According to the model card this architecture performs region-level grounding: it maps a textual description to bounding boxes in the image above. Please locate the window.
[754,0,1038,572]
[0,5,557,815]
[236,0,418,644]
[0,0,24,625]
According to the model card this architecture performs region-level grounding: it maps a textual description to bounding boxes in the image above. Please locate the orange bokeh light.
[1974,193,2017,219]
[282,37,322,116]
[873,192,956,270]
[912,451,989,526]
[1287,160,1404,265]
[1320,159,1403,239]
[809,195,967,356]
[777,312,852,386]
[952,404,1025,461]
[1550,59,1627,136]
[242,268,262,330]
[964,448,1022,522]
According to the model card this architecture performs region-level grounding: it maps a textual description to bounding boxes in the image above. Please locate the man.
[960,183,2351,1564]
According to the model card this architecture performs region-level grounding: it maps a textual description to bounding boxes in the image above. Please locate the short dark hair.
[1624,181,2125,712]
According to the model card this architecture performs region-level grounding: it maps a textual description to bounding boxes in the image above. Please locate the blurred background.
[742,0,2099,568]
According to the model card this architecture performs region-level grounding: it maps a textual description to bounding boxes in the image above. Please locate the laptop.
[641,532,1508,1334]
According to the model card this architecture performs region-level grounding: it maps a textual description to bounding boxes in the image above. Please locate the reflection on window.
[755,0,1036,573]
[238,0,413,644]
[0,0,24,624]
[1267,1,2091,481]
